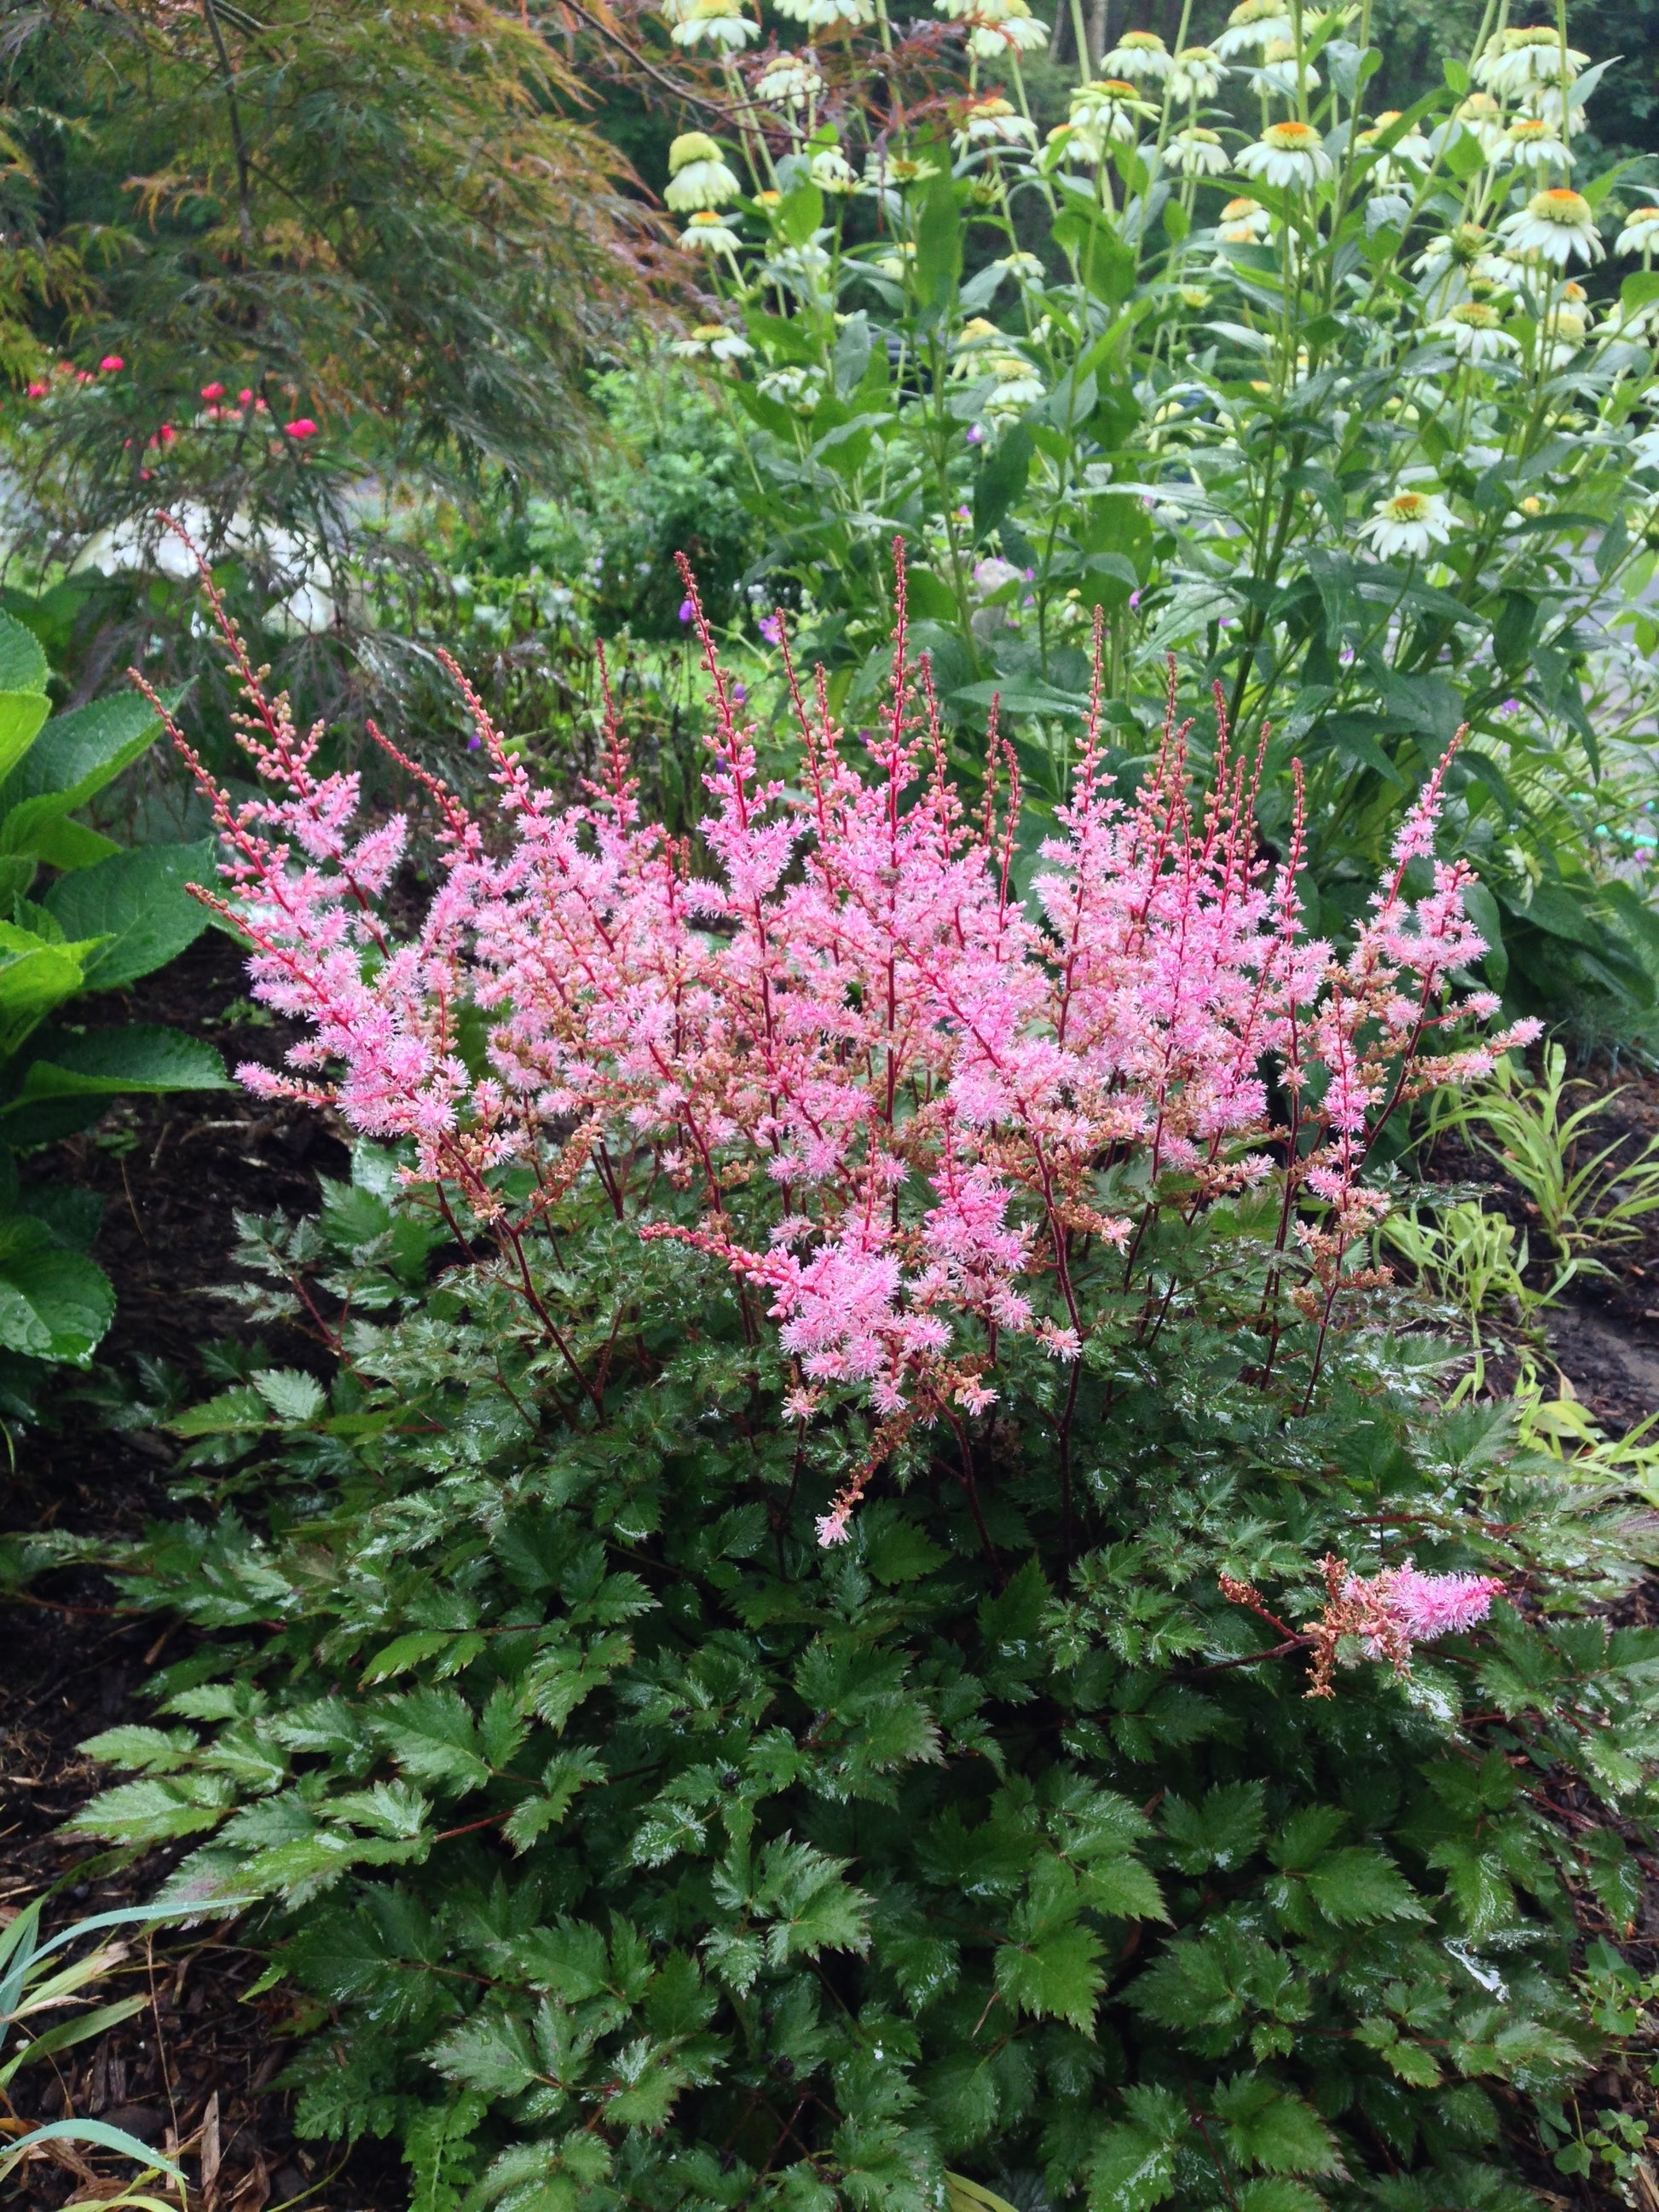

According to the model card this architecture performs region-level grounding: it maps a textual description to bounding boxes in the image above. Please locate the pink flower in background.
[201,381,226,401]
[100,354,125,372]
[26,381,48,399]
[758,611,783,644]
[283,417,319,439]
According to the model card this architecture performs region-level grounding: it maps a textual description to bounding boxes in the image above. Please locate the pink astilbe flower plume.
[1221,1557,1505,1696]
[147,526,1527,1547]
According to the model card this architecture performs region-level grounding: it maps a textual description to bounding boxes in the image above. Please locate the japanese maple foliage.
[147,540,1532,1548]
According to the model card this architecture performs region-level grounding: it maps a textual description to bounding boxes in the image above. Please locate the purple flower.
[732,683,748,704]
[678,598,695,624]
[759,612,783,645]
[1128,589,1141,611]
[1497,696,1520,719]
[966,424,985,445]
[467,732,483,752]
[956,505,971,523]
[1338,643,1356,667]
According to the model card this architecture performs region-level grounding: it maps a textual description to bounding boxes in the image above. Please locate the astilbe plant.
[150,540,1527,1582]
[78,546,1659,2212]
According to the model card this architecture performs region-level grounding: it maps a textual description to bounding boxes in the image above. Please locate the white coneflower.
[754,54,824,108]
[1356,110,1431,185]
[1504,116,1569,170]
[954,95,1037,149]
[1215,0,1290,59]
[1071,78,1156,139]
[1450,92,1506,161]
[1499,188,1604,269]
[968,3,1049,55]
[864,151,940,191]
[951,316,1004,371]
[775,0,873,22]
[1101,28,1171,81]
[1474,24,1589,98]
[1616,203,1659,260]
[810,146,858,193]
[757,365,825,412]
[1429,302,1518,362]
[1539,309,1588,369]
[1248,38,1318,99]
[1217,193,1271,241]
[668,0,759,47]
[671,322,754,361]
[1170,44,1225,100]
[1043,124,1098,182]
[678,211,742,251]
[1236,119,1332,188]
[994,250,1048,282]
[1359,488,1455,560]
[986,355,1045,409]
[1162,126,1231,177]
[874,240,917,280]
[664,132,742,211]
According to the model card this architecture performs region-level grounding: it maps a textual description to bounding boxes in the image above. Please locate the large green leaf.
[5,1023,231,1109]
[0,610,49,696]
[31,817,120,871]
[0,923,97,1060]
[0,1217,114,1365]
[0,690,177,857]
[43,839,216,989]
[0,693,52,784]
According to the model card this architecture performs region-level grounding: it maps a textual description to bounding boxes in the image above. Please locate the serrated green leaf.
[1303,1845,1426,1926]
[0,612,49,696]
[6,1024,231,1108]
[42,840,216,989]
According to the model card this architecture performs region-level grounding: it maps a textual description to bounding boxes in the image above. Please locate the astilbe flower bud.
[142,525,1533,1546]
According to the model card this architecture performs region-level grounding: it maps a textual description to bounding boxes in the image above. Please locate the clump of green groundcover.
[65,1143,1659,2212]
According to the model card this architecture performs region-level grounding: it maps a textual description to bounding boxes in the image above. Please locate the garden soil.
[4,929,1659,2212]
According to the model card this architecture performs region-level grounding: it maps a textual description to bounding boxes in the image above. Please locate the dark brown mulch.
[1416,1056,1659,1435]
[0,929,402,2212]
